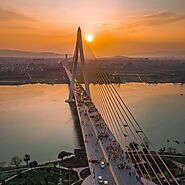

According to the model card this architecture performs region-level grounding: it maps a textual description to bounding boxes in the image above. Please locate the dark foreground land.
[0,152,184,185]
[0,154,89,185]
[0,56,185,85]
[0,167,90,185]
[5,168,79,185]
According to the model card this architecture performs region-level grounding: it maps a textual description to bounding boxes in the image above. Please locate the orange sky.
[0,0,185,57]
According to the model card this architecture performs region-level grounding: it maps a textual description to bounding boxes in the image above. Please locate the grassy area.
[61,157,88,168]
[0,155,88,184]
[0,171,17,182]
[127,151,183,181]
[158,152,185,164]
[5,167,79,185]
[170,157,185,165]
[0,166,27,173]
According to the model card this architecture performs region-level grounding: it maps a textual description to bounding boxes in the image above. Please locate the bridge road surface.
[65,67,153,185]
[65,67,116,184]
[74,83,143,185]
[74,89,117,184]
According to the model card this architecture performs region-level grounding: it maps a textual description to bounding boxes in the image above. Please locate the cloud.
[117,11,185,32]
[0,7,36,22]
[140,11,185,26]
[89,12,185,33]
[87,20,122,33]
[88,20,113,27]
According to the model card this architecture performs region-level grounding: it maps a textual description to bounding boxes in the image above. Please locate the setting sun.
[85,34,94,42]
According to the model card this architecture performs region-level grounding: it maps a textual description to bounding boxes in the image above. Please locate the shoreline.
[0,156,88,172]
[0,80,184,86]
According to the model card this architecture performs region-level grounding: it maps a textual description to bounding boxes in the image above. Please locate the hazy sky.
[0,0,185,56]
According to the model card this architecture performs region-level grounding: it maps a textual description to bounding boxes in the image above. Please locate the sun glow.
[85,34,94,42]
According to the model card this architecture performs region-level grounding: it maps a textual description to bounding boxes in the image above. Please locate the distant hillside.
[0,49,64,58]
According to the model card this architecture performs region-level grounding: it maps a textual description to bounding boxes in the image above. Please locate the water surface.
[90,83,185,152]
[0,83,185,164]
[0,84,80,164]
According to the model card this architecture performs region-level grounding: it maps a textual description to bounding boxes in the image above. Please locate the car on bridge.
[103,180,109,185]
[98,175,103,184]
[100,161,105,169]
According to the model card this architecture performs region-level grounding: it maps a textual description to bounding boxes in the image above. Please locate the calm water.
[0,83,185,164]
[0,84,81,164]
[91,83,185,152]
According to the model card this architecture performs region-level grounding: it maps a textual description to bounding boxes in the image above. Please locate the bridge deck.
[74,83,144,185]
[65,67,155,185]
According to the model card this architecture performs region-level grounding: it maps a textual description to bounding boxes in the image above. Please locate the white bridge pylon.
[66,27,91,103]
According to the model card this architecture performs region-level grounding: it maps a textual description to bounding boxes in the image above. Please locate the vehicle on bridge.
[98,175,103,184]
[103,180,109,185]
[100,161,105,169]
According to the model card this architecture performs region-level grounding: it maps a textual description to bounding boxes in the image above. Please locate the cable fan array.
[78,41,179,185]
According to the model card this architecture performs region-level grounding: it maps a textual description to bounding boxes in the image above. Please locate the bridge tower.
[67,27,91,103]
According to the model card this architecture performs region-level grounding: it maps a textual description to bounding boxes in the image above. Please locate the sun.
[85,34,94,42]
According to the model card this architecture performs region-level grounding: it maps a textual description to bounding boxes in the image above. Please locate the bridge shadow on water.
[68,102,84,149]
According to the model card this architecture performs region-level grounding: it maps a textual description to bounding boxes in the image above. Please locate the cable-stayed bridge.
[64,27,180,185]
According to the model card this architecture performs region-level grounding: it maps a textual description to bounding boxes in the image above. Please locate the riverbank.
[1,152,184,185]
[0,79,185,86]
[0,156,89,185]
[0,80,67,86]
[0,166,79,185]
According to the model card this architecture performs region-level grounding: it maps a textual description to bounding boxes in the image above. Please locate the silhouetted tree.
[29,161,38,168]
[11,156,22,168]
[24,154,30,166]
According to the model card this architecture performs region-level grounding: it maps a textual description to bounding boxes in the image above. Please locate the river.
[0,84,81,164]
[0,83,185,164]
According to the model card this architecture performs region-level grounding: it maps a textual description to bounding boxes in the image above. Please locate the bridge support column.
[66,27,91,103]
